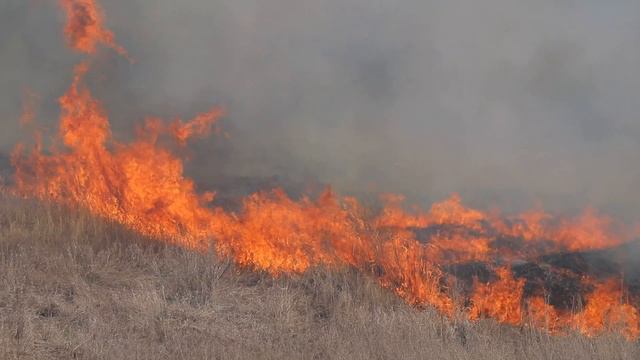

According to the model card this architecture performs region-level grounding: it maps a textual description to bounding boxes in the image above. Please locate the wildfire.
[10,0,640,340]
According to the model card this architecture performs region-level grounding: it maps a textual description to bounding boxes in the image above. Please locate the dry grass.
[0,195,638,359]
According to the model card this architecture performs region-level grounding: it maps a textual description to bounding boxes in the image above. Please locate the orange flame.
[469,267,525,325]
[59,0,128,58]
[574,279,640,339]
[10,0,640,340]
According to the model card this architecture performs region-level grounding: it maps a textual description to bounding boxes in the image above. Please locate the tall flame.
[10,0,640,339]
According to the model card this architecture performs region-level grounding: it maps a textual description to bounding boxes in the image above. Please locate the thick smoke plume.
[2,0,640,217]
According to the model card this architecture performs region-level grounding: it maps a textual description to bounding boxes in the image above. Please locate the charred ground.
[409,220,640,321]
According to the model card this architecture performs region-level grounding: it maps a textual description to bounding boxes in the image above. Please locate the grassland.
[0,194,638,359]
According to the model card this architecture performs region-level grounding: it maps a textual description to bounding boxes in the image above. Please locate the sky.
[1,0,640,217]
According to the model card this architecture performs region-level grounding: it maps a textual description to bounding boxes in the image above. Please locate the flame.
[574,279,640,339]
[10,0,640,339]
[469,267,525,325]
[59,0,128,58]
[13,61,222,245]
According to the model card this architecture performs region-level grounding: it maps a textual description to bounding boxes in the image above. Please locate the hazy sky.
[2,0,640,217]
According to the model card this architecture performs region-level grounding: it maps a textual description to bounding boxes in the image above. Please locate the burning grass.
[5,2,640,357]
[1,195,639,360]
[9,0,640,341]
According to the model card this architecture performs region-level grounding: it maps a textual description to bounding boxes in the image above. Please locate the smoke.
[2,0,640,218]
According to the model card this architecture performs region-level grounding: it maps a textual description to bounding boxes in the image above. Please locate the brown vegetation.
[0,195,638,359]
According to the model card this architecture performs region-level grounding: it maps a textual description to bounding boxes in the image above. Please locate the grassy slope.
[0,195,638,360]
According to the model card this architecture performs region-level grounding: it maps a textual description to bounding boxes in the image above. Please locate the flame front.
[10,0,640,339]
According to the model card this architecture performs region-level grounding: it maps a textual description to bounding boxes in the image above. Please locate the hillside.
[0,195,638,360]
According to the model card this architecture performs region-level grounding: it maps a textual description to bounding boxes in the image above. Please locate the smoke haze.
[2,0,640,217]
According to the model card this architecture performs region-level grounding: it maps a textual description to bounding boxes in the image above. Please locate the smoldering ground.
[2,0,640,219]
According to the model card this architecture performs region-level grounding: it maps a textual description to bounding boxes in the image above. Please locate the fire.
[9,0,640,340]
[59,0,128,58]
[574,280,640,339]
[469,267,525,325]
[13,60,222,246]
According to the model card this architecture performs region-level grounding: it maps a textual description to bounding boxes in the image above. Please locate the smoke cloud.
[2,0,640,218]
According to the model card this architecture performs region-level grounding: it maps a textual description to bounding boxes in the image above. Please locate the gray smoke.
[2,0,640,218]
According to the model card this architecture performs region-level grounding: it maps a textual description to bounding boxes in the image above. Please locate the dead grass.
[0,195,638,359]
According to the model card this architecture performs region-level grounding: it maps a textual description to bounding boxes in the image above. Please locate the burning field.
[2,1,640,357]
